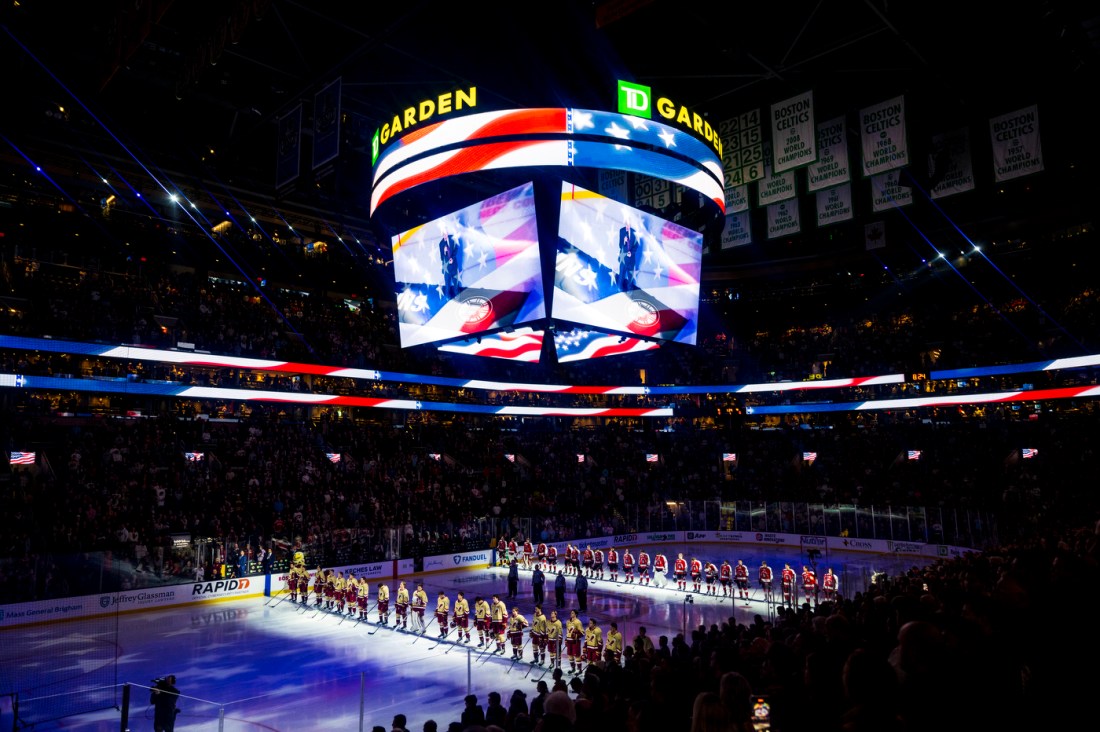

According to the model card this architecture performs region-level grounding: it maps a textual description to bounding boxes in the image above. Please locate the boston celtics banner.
[990,105,1044,182]
[766,199,801,239]
[816,183,853,227]
[758,142,797,206]
[871,170,914,212]
[725,183,750,213]
[721,211,752,249]
[806,117,850,192]
[599,169,629,202]
[312,77,342,171]
[860,96,908,176]
[770,90,816,173]
[929,128,975,200]
[275,103,302,189]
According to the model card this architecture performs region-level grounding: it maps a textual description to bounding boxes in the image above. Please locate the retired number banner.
[990,105,1044,182]
[860,96,908,176]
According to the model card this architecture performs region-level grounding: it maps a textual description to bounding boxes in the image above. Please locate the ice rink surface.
[2,543,925,730]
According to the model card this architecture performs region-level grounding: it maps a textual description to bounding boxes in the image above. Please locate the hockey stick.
[367,602,388,635]
[506,632,534,674]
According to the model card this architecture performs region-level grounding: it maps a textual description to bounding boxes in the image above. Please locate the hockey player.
[547,544,558,572]
[324,569,337,610]
[435,590,450,638]
[821,567,839,602]
[523,539,534,569]
[475,596,491,647]
[583,617,603,672]
[508,606,529,660]
[453,590,471,643]
[673,553,688,591]
[622,548,635,583]
[547,610,564,669]
[734,559,750,601]
[356,576,370,618]
[565,610,584,674]
[296,564,310,605]
[582,545,594,577]
[654,552,669,588]
[345,572,358,616]
[704,560,718,595]
[312,566,326,607]
[801,566,817,608]
[719,559,733,597]
[395,580,410,630]
[537,541,548,570]
[592,548,605,580]
[568,544,580,575]
[605,621,624,665]
[530,605,548,665]
[758,561,773,602]
[607,547,619,582]
[637,549,650,585]
[781,563,796,607]
[412,582,429,633]
[508,538,519,566]
[690,556,703,593]
[377,581,390,624]
[497,534,510,566]
[491,594,509,654]
[333,571,346,614]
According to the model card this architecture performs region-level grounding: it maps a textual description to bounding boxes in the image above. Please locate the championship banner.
[860,96,908,176]
[870,170,913,212]
[770,90,817,173]
[599,169,629,202]
[312,78,342,171]
[721,210,752,249]
[725,183,749,213]
[929,127,976,199]
[766,199,801,239]
[275,103,302,189]
[816,183,853,227]
[806,117,850,192]
[757,142,797,206]
[990,105,1044,182]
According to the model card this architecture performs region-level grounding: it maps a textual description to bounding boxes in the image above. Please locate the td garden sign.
[617,80,724,158]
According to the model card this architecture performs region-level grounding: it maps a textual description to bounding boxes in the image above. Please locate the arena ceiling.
[3,0,1100,275]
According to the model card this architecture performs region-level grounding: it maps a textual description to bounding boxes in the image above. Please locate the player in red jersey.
[508,538,519,566]
[523,539,534,569]
[801,566,817,607]
[622,548,635,583]
[547,544,558,571]
[821,567,839,602]
[537,541,548,570]
[781,563,796,607]
[637,550,650,585]
[497,534,509,566]
[719,559,732,596]
[582,545,594,578]
[607,547,619,582]
[758,561,774,603]
[704,561,718,595]
[734,559,750,601]
[690,557,703,592]
[592,548,605,580]
[673,553,687,590]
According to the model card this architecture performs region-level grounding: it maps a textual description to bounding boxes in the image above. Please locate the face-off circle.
[459,295,494,326]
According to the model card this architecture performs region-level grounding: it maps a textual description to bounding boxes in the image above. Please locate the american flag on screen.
[437,329,544,362]
[504,454,515,463]
[428,453,442,461]
[802,451,817,464]
[9,451,35,465]
[325,452,341,464]
[646,453,659,463]
[553,329,659,363]
[722,453,737,462]
[183,452,204,462]
[907,450,922,461]
[1021,448,1038,459]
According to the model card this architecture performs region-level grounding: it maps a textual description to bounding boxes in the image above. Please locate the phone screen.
[751,695,771,731]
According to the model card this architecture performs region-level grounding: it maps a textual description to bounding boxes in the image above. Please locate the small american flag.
[504,454,515,463]
[10,451,36,465]
[802,451,817,463]
[325,452,341,464]
[722,453,737,462]
[428,453,442,462]
[1021,448,1038,459]
[183,452,204,462]
[907,450,922,461]
[645,453,659,463]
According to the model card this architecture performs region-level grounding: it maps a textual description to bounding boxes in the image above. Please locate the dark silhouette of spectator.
[461,694,485,728]
[485,691,507,728]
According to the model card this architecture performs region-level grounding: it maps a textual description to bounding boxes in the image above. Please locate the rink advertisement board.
[424,550,492,573]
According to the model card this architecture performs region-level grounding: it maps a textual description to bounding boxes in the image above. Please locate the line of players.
[497,538,840,607]
[283,560,621,674]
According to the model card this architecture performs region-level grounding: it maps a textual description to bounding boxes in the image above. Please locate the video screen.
[553,328,659,363]
[392,182,545,348]
[437,327,545,362]
[554,182,701,344]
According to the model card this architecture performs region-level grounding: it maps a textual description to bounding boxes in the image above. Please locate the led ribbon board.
[370,108,725,215]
